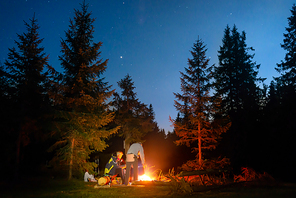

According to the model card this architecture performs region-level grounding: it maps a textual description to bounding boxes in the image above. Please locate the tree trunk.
[198,120,202,165]
[124,132,131,154]
[15,130,21,180]
[69,138,75,180]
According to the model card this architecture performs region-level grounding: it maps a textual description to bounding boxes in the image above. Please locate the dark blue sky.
[1,0,294,132]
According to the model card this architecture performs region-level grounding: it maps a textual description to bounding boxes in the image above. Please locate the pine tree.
[215,25,261,116]
[276,4,296,92]
[272,4,296,180]
[112,74,154,152]
[214,25,262,170]
[170,38,230,168]
[4,15,50,178]
[49,2,119,179]
[275,4,296,111]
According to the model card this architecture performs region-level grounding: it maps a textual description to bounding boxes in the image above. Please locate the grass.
[1,177,295,198]
[1,178,171,198]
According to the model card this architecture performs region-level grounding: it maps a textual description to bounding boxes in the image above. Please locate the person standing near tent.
[125,142,146,185]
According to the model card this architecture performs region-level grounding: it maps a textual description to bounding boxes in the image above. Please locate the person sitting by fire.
[104,151,125,183]
[84,169,97,182]
[125,142,146,185]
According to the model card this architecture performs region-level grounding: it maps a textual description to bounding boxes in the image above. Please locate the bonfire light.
[138,174,153,181]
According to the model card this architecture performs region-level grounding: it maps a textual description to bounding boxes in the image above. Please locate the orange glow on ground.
[138,174,153,181]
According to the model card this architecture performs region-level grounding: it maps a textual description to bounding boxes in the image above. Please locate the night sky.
[1,0,294,133]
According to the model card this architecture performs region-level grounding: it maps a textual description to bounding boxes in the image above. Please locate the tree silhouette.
[48,2,119,179]
[170,38,230,169]
[276,4,296,90]
[272,4,296,180]
[214,25,262,171]
[4,15,50,178]
[112,74,154,153]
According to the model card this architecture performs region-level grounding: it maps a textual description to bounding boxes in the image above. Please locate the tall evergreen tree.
[275,4,296,114]
[4,15,50,178]
[214,25,262,171]
[215,25,261,116]
[276,4,296,91]
[170,38,230,169]
[49,2,119,179]
[112,74,154,153]
[273,4,296,181]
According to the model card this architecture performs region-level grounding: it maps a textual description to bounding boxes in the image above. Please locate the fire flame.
[138,174,153,181]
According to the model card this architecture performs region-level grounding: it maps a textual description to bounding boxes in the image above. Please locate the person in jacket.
[104,151,125,183]
[125,142,146,185]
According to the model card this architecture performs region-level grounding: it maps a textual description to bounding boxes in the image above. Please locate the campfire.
[138,174,153,181]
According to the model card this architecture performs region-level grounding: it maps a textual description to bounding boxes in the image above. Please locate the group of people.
[104,142,146,185]
[84,142,146,185]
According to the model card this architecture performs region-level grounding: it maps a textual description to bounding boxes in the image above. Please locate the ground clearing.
[1,178,295,198]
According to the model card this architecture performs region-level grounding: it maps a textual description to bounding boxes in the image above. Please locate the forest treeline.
[1,2,296,182]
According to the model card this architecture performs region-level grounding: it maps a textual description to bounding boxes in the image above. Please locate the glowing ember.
[138,174,153,181]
